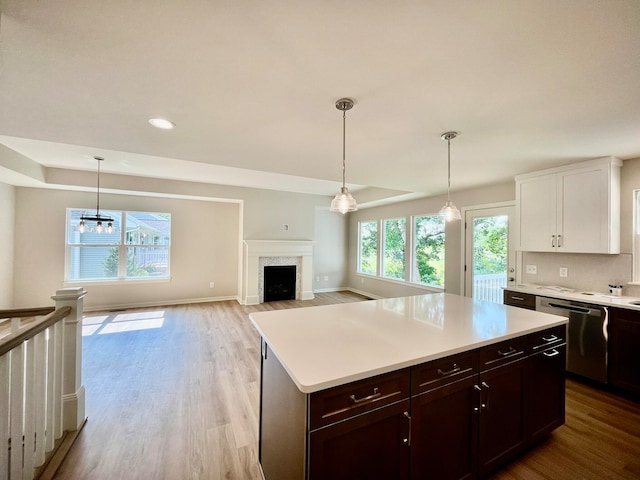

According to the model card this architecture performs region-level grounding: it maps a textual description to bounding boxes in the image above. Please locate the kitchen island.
[250,293,568,480]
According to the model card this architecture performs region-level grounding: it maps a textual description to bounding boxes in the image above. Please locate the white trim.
[82,295,237,312]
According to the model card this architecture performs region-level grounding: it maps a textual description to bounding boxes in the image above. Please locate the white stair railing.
[0,287,87,480]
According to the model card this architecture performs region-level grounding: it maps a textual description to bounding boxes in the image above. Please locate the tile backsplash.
[520,252,640,296]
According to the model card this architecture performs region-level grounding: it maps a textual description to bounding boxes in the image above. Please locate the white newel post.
[51,287,87,431]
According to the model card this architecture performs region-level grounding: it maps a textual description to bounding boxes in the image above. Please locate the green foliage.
[103,247,149,277]
[473,216,507,274]
[414,216,445,287]
[383,218,406,279]
[359,221,377,274]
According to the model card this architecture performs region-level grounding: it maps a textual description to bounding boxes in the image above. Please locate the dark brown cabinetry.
[609,308,640,396]
[308,369,411,480]
[260,326,566,480]
[410,353,478,480]
[476,338,528,477]
[503,290,536,310]
[309,399,410,480]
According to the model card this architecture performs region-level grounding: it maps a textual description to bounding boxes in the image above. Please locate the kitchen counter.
[505,284,640,310]
[249,292,566,393]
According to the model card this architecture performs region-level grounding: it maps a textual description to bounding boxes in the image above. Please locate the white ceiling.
[1,0,639,204]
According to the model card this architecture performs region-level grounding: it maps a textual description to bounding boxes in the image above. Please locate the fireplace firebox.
[264,265,296,302]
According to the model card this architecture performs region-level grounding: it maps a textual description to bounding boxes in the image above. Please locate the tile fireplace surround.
[241,240,314,305]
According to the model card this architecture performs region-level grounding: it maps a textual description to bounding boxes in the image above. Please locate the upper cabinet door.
[517,174,557,252]
[516,157,621,254]
[560,166,612,253]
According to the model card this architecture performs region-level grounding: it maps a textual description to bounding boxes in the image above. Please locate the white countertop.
[249,293,566,393]
[506,284,640,310]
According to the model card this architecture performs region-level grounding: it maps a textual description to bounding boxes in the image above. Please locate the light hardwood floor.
[53,292,640,480]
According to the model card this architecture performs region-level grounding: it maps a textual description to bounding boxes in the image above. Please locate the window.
[358,221,378,275]
[66,209,171,282]
[382,218,406,280]
[413,215,445,287]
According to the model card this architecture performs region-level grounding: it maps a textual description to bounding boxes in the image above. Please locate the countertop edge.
[251,311,567,394]
[504,285,640,310]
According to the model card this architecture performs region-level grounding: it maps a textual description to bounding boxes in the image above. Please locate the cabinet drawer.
[480,337,527,371]
[411,351,478,395]
[309,369,410,430]
[528,325,567,352]
[503,291,536,310]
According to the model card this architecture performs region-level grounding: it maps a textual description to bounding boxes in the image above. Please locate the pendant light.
[78,156,114,234]
[438,131,462,222]
[330,98,358,214]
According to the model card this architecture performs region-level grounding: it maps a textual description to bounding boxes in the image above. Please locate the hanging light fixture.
[438,131,462,222]
[78,156,114,234]
[330,98,358,214]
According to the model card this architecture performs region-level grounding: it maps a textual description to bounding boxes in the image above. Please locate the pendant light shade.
[438,131,462,222]
[79,156,114,234]
[330,98,358,214]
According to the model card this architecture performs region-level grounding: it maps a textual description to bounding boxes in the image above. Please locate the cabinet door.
[478,358,527,477]
[410,375,478,480]
[559,166,611,253]
[308,400,410,480]
[528,343,566,443]
[609,310,640,396]
[517,174,557,252]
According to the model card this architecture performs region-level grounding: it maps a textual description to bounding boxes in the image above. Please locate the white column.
[51,287,88,431]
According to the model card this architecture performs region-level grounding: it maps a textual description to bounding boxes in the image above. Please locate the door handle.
[403,411,411,447]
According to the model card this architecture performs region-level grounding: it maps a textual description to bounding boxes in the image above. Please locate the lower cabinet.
[308,399,410,480]
[528,343,566,442]
[411,374,478,480]
[609,308,640,396]
[259,326,566,480]
[477,357,528,476]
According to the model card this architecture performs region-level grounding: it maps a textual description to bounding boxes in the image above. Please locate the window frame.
[381,217,407,281]
[65,209,172,285]
[357,220,379,276]
[356,213,445,292]
[411,214,446,288]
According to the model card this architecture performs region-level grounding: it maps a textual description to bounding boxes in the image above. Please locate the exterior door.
[464,204,515,303]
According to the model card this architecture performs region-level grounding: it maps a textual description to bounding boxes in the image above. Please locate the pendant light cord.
[447,137,451,201]
[342,109,347,189]
[96,158,102,216]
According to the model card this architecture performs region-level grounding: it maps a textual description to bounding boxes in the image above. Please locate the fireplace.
[264,265,296,302]
[241,240,314,305]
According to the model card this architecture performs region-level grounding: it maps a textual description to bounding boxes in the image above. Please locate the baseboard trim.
[83,296,239,312]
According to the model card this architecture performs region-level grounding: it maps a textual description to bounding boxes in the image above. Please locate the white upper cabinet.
[516,157,621,254]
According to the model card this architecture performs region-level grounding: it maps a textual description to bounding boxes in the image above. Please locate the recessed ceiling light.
[148,118,175,129]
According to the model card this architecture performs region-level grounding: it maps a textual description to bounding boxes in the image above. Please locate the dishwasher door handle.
[546,302,592,315]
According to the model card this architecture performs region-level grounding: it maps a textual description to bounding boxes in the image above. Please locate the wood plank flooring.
[53,292,640,480]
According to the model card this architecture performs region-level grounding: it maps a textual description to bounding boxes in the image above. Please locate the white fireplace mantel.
[241,240,314,305]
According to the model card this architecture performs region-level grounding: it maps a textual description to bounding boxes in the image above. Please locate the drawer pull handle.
[543,349,561,358]
[437,364,461,376]
[350,387,381,405]
[542,335,559,342]
[497,347,517,357]
[511,296,525,301]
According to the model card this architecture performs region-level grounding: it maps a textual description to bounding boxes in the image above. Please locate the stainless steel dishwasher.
[536,296,608,383]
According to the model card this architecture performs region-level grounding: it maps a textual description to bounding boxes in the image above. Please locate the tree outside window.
[358,221,378,275]
[413,215,445,287]
[383,218,406,280]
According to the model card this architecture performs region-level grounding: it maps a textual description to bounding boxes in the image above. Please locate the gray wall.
[6,168,348,310]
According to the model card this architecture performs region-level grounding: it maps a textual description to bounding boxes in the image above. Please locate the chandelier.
[78,156,114,234]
